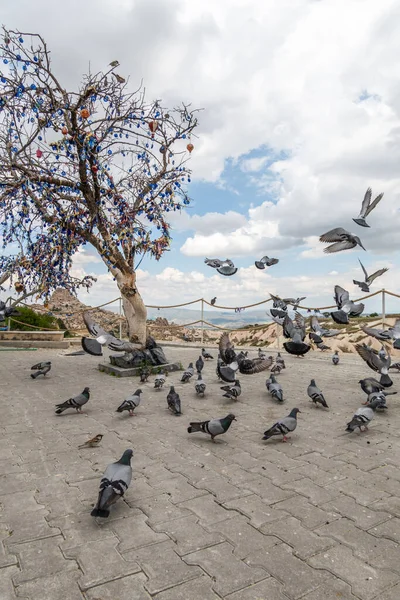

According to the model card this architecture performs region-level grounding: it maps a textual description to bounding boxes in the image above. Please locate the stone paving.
[1,344,400,599]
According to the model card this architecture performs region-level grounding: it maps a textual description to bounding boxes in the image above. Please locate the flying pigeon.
[310,316,340,337]
[210,297,217,305]
[282,297,307,310]
[276,352,286,369]
[319,228,366,253]
[307,379,328,408]
[270,294,288,311]
[181,362,195,383]
[78,434,103,449]
[331,285,364,324]
[204,258,228,268]
[195,373,206,396]
[268,374,284,403]
[353,187,384,228]
[55,387,90,414]
[255,256,279,269]
[202,348,214,360]
[269,308,287,325]
[187,413,236,442]
[0,300,19,322]
[30,361,51,379]
[362,320,400,348]
[91,449,133,518]
[355,343,392,387]
[220,379,241,400]
[358,377,386,395]
[167,386,181,415]
[217,332,274,382]
[81,312,142,356]
[309,332,330,351]
[345,400,382,433]
[353,259,388,293]
[217,263,238,276]
[262,408,301,442]
[282,312,311,356]
[389,362,400,372]
[195,355,204,373]
[154,371,167,389]
[332,351,339,365]
[116,389,142,416]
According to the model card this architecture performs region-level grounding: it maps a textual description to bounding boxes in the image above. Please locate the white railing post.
[200,299,204,345]
[119,297,122,339]
[382,288,386,329]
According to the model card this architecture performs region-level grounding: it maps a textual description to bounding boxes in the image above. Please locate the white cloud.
[169,210,247,234]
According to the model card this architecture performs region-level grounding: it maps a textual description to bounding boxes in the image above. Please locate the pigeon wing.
[216,266,238,276]
[365,192,384,217]
[282,315,294,339]
[310,316,322,335]
[239,357,273,375]
[219,332,236,364]
[334,286,349,309]
[107,337,143,352]
[323,240,355,253]
[367,268,388,284]
[360,187,372,216]
[355,344,384,372]
[319,228,348,242]
[358,258,369,280]
[83,312,108,338]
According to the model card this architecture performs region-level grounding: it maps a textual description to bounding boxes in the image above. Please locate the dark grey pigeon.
[332,351,339,365]
[276,352,286,369]
[282,312,311,356]
[210,297,217,305]
[319,228,366,253]
[55,387,90,414]
[116,389,142,416]
[262,408,301,442]
[202,348,214,360]
[353,259,388,293]
[331,286,364,324]
[309,332,330,351]
[218,332,273,382]
[359,377,385,395]
[181,362,195,383]
[221,379,241,400]
[216,264,238,276]
[187,413,236,442]
[353,187,384,228]
[31,361,52,379]
[270,294,288,311]
[310,316,340,338]
[81,312,142,356]
[91,449,133,518]
[307,379,328,408]
[268,374,283,403]
[362,391,395,410]
[255,256,279,269]
[204,258,226,268]
[154,372,167,389]
[195,373,206,396]
[167,386,181,415]
[195,355,204,373]
[362,320,400,347]
[346,401,381,432]
[355,343,392,387]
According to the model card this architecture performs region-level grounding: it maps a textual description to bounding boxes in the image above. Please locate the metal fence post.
[382,288,386,329]
[119,297,122,339]
[200,299,204,345]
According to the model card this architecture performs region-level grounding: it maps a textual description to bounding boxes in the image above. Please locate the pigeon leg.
[129,411,137,416]
[282,436,288,442]
[76,408,84,414]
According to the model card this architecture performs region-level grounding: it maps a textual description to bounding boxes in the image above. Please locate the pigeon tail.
[352,217,370,228]
[30,371,42,379]
[187,422,203,433]
[283,341,311,356]
[330,310,348,324]
[90,507,110,518]
[380,373,393,388]
[394,339,400,350]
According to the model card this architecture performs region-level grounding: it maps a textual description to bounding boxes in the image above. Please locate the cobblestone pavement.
[1,344,400,599]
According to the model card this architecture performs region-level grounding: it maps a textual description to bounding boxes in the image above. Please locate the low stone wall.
[0,330,65,341]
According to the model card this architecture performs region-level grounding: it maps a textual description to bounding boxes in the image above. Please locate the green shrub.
[9,306,60,331]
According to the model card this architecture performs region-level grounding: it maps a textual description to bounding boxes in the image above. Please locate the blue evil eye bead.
[19,37,24,43]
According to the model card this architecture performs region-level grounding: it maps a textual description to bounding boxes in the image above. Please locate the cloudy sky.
[3,0,400,315]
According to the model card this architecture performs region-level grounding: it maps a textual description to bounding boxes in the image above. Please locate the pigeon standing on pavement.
[195,355,204,374]
[262,408,301,442]
[355,343,392,387]
[362,391,396,410]
[187,413,236,442]
[353,259,388,293]
[358,377,386,395]
[276,352,286,369]
[181,362,195,383]
[345,400,382,433]
[331,285,364,324]
[332,351,340,365]
[139,367,151,383]
[268,374,284,403]
[307,379,328,408]
[31,361,52,379]
[91,449,133,518]
[202,348,214,360]
[78,434,103,449]
[353,187,384,228]
[167,386,182,415]
[116,389,143,416]
[195,373,206,396]
[221,379,241,400]
[271,363,283,375]
[309,333,330,351]
[55,387,90,414]
[154,371,167,389]
[319,228,366,253]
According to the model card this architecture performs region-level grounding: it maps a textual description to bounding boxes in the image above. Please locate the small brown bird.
[113,73,126,84]
[109,60,120,67]
[78,434,103,449]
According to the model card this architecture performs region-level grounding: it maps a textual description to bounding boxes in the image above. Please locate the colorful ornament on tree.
[186,143,194,153]
[62,126,68,135]
[36,149,43,158]
[149,121,158,133]
[80,108,90,119]
[14,281,24,293]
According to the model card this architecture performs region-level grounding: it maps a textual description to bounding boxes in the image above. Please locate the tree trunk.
[115,270,147,346]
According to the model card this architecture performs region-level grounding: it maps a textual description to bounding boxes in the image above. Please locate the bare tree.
[0,29,199,345]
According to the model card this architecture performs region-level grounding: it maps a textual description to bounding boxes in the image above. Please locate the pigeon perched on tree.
[195,355,204,373]
[181,362,195,383]
[255,256,279,269]
[355,343,392,387]
[268,375,284,403]
[195,373,206,396]
[353,259,388,293]
[319,228,366,253]
[202,348,214,360]
[217,332,273,382]
[307,379,328,408]
[154,371,168,389]
[55,387,90,414]
[362,320,400,349]
[210,297,217,305]
[310,316,340,337]
[109,60,120,67]
[116,389,142,416]
[81,312,142,356]
[309,332,330,351]
[187,413,236,442]
[167,386,182,415]
[30,361,52,379]
[91,449,133,518]
[332,351,340,365]
[220,379,241,400]
[282,312,311,356]
[353,187,384,228]
[262,408,301,442]
[345,400,382,433]
[78,434,103,449]
[330,286,364,324]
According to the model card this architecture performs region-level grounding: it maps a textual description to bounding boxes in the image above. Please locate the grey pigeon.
[389,362,400,372]
[187,413,236,442]
[258,348,267,360]
[116,389,142,416]
[269,308,287,325]
[331,285,364,324]
[210,297,217,305]
[262,408,301,442]
[0,301,19,322]
[202,348,214,360]
[195,373,206,396]
[81,312,141,356]
[139,367,151,383]
[310,316,340,337]
[31,361,52,379]
[307,379,328,408]
[359,377,386,395]
[217,264,238,276]
[319,227,366,253]
[282,297,306,310]
[353,259,388,292]
[217,332,273,382]
[355,343,392,387]
[91,449,133,518]
[378,345,387,361]
[181,362,195,383]
[255,256,279,269]
[346,400,382,432]
[55,387,90,414]
[266,375,273,390]
[362,391,396,410]
[182,333,191,342]
[309,332,330,351]
[276,352,286,369]
[221,379,241,400]
[268,374,283,403]
[282,312,311,356]
[270,294,288,311]
[271,363,282,375]
[332,351,339,365]
[195,355,204,373]
[353,187,384,228]
[167,386,181,415]
[362,320,400,348]
[204,258,227,268]
[154,372,167,389]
